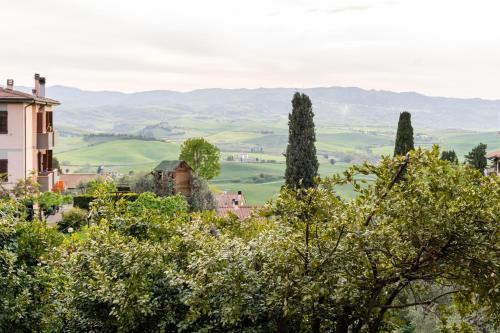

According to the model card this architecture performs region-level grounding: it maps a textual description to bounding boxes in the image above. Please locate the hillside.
[20,85,500,133]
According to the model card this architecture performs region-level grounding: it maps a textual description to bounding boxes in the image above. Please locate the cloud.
[327,5,372,14]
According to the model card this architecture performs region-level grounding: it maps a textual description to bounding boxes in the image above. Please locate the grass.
[55,127,499,205]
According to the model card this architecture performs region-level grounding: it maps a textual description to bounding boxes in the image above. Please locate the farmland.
[55,125,499,204]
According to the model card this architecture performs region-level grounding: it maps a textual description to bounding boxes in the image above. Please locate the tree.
[0,202,63,331]
[188,174,216,212]
[440,149,459,164]
[179,138,220,180]
[52,157,62,173]
[285,92,319,188]
[11,172,40,200]
[394,111,414,156]
[465,143,488,171]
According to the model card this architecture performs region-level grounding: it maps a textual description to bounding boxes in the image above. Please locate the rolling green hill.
[55,128,499,205]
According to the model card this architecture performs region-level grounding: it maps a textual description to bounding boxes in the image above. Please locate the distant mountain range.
[20,85,500,132]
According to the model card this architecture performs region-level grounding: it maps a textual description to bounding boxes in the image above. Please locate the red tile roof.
[486,150,500,159]
[214,192,246,208]
[217,206,256,219]
[214,192,259,219]
[0,87,60,105]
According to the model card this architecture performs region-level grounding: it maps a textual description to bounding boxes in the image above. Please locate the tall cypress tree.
[464,143,487,171]
[285,92,319,189]
[394,111,414,156]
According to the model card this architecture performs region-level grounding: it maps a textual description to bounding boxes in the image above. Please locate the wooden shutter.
[0,111,7,133]
[37,112,43,133]
[0,159,7,181]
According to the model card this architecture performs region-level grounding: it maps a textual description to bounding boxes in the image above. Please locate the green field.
[55,126,499,205]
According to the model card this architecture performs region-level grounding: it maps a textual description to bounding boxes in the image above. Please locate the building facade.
[486,150,500,176]
[0,74,60,192]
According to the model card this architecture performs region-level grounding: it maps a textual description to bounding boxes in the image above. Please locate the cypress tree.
[285,92,319,189]
[394,111,414,156]
[440,150,459,164]
[464,143,487,171]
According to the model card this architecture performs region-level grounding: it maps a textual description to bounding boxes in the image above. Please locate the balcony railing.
[38,171,54,192]
[37,132,54,150]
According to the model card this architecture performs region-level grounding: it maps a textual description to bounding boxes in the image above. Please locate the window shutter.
[0,111,7,133]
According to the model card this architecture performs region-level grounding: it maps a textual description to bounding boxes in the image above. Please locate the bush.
[73,195,95,210]
[127,192,188,219]
[73,193,139,210]
[58,207,88,233]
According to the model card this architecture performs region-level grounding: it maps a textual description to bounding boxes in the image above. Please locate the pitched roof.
[217,206,256,219]
[154,160,191,172]
[486,150,500,159]
[214,192,246,207]
[0,87,60,105]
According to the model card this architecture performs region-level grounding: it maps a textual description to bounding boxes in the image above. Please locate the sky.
[1,0,500,99]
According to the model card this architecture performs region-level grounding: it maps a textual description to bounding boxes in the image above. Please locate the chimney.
[237,190,243,206]
[34,73,40,96]
[6,79,14,90]
[39,77,46,98]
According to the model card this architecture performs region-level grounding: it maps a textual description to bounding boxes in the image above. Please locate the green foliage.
[126,171,174,197]
[48,227,189,332]
[11,172,40,200]
[74,193,139,210]
[0,203,63,331]
[179,137,221,180]
[188,174,216,212]
[285,92,319,189]
[58,207,88,233]
[52,156,61,173]
[0,147,499,332]
[38,192,71,215]
[394,111,415,156]
[85,179,117,195]
[73,194,95,210]
[464,143,488,171]
[127,192,188,219]
[441,149,459,164]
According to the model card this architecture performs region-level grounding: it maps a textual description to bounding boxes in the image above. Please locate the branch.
[364,154,410,227]
[375,289,466,309]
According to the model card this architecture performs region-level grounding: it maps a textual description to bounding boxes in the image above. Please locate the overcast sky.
[1,0,499,99]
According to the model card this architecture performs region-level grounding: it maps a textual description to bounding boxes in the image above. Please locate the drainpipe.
[23,101,35,196]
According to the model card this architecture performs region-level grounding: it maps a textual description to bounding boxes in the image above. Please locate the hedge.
[73,193,140,210]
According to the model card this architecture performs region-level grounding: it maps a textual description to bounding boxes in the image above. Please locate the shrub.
[73,195,95,210]
[127,192,187,219]
[73,193,139,210]
[58,207,88,233]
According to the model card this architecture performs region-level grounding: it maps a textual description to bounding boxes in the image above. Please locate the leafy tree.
[130,172,174,197]
[188,174,216,212]
[179,138,220,180]
[440,149,459,164]
[52,157,62,173]
[394,111,414,156]
[285,92,319,188]
[464,143,488,171]
[48,227,189,332]
[85,179,117,195]
[11,172,40,200]
[0,202,63,331]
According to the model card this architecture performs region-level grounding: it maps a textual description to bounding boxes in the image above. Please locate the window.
[0,111,7,134]
[0,159,7,182]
